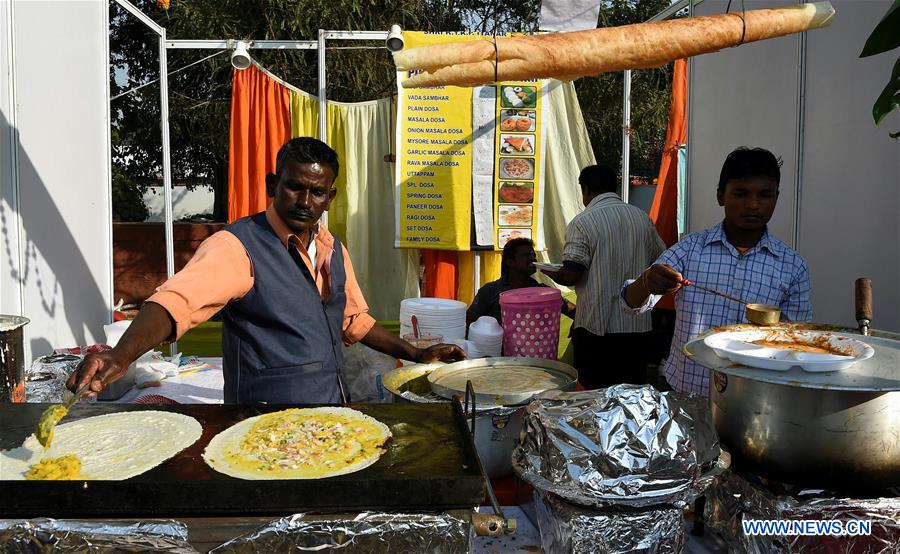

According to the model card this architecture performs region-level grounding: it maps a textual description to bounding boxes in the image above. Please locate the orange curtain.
[228,65,292,222]
[649,58,687,247]
[649,58,688,311]
[422,250,459,299]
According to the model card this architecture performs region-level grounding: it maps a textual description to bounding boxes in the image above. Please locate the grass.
[175,321,223,357]
[171,308,576,364]
[173,320,404,358]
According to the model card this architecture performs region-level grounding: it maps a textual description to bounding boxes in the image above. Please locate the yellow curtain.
[289,92,350,243]
[456,251,503,305]
[288,86,419,320]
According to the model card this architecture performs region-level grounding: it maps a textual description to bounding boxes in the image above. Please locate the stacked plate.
[468,316,503,358]
[399,298,467,342]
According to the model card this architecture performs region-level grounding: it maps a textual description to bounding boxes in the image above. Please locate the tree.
[575,0,676,178]
[110,0,673,221]
[110,0,473,222]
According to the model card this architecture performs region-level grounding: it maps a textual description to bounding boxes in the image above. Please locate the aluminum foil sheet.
[0,519,197,553]
[209,511,472,553]
[513,385,722,508]
[534,489,684,554]
[25,354,80,402]
[706,471,900,553]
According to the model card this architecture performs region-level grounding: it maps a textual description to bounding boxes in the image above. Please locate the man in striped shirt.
[621,147,812,395]
[545,165,666,388]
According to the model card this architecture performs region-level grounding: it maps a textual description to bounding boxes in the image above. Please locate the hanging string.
[725,0,747,46]
[492,35,500,83]
[111,50,226,101]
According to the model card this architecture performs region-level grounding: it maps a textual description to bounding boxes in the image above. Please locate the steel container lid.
[0,315,29,332]
[426,357,578,406]
[498,287,561,305]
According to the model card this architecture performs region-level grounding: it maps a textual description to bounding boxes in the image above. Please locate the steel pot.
[382,360,576,478]
[382,363,524,478]
[686,324,900,491]
[0,315,29,402]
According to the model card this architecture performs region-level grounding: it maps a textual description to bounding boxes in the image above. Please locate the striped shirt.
[563,192,666,336]
[621,222,812,395]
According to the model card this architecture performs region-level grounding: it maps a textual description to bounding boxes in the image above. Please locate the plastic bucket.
[499,287,561,360]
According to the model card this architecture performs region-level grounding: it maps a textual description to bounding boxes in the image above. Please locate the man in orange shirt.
[69,137,464,403]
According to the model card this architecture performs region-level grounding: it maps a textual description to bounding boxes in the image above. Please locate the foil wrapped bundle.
[513,385,722,508]
[210,511,472,553]
[706,472,900,553]
[0,519,196,553]
[534,490,684,554]
[25,354,81,402]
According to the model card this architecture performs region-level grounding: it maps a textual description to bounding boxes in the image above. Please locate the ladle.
[683,279,781,325]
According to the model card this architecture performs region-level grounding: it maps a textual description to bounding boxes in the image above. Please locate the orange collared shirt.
[147,205,376,344]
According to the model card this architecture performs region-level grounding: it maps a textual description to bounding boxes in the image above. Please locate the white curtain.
[536,79,596,287]
[338,98,421,320]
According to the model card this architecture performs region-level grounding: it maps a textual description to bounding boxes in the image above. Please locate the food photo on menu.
[498,205,533,227]
[500,134,534,155]
[498,228,532,248]
[498,181,534,204]
[499,109,536,132]
[499,157,535,180]
[500,85,537,108]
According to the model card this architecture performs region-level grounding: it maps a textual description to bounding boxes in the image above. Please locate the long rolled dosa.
[394,2,834,88]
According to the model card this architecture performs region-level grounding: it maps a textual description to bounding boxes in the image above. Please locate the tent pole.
[159,28,177,356]
[621,70,632,203]
[317,28,328,227]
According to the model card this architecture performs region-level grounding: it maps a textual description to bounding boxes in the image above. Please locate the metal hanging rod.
[166,40,316,50]
[165,31,389,50]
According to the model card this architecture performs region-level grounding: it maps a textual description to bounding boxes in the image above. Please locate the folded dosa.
[394,2,834,88]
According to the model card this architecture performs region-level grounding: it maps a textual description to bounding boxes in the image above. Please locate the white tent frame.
[113,0,387,352]
[111,0,695,346]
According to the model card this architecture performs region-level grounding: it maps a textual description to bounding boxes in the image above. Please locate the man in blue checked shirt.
[621,147,812,395]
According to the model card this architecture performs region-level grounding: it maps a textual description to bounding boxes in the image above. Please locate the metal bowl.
[745,303,780,325]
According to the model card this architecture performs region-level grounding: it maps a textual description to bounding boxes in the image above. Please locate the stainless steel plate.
[427,357,578,406]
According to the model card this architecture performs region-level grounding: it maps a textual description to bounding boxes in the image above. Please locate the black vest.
[221,213,347,403]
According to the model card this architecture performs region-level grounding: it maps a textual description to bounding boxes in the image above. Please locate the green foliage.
[110,0,673,221]
[860,0,900,137]
[111,164,150,222]
[860,0,900,57]
[577,0,675,177]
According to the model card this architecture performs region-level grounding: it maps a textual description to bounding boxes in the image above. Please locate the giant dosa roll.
[394,2,834,88]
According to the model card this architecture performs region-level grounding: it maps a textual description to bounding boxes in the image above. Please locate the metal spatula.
[35,383,90,447]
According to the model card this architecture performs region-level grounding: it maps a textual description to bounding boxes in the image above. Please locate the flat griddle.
[0,402,485,517]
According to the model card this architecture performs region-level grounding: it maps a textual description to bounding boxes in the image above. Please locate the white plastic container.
[103,320,132,347]
[468,316,503,357]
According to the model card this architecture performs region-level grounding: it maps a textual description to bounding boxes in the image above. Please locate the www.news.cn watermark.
[743,519,872,537]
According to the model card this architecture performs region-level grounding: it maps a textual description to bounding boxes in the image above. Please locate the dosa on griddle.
[1,411,202,480]
[203,407,392,480]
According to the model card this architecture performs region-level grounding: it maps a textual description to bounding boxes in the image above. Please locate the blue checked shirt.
[621,222,812,395]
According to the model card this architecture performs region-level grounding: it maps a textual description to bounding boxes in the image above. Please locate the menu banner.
[394,31,547,251]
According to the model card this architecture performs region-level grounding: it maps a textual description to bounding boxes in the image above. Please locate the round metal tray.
[426,357,578,406]
[685,325,900,392]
